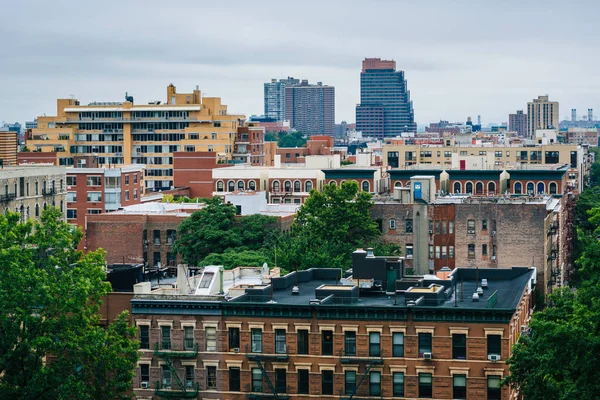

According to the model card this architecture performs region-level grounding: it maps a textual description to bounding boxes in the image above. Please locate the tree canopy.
[0,208,138,399]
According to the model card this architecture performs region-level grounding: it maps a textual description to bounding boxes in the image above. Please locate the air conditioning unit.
[143,239,148,245]
[492,231,496,236]
[520,325,529,334]
[141,381,149,389]
[488,354,501,362]
[491,256,496,261]
[423,352,433,360]
[233,347,240,353]
[468,230,475,235]
[428,230,434,234]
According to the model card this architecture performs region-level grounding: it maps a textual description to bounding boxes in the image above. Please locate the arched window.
[305,181,313,192]
[515,182,522,194]
[527,182,534,194]
[35,204,39,217]
[488,182,496,194]
[19,205,24,221]
[475,182,483,195]
[4,184,7,195]
[537,182,545,194]
[60,201,63,213]
[228,180,235,192]
[273,180,280,192]
[43,202,47,210]
[293,180,301,192]
[216,181,224,192]
[35,181,39,195]
[249,180,256,191]
[466,182,473,194]
[284,181,292,192]
[26,181,29,196]
[394,181,403,188]
[237,180,245,191]
[362,181,370,192]
[26,206,30,220]
[453,182,461,194]
[549,182,557,194]
[329,181,337,187]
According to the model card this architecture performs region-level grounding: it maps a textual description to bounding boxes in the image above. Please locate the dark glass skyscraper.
[356,58,416,138]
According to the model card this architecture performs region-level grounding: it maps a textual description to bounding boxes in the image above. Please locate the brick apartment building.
[129,251,535,400]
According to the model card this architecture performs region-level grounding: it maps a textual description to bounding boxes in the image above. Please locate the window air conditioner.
[141,382,149,389]
[488,354,501,362]
[233,347,240,353]
[423,352,433,360]
[428,230,434,234]
[491,256,496,261]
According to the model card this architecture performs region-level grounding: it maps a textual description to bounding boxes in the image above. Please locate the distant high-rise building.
[588,108,594,122]
[571,109,577,122]
[356,58,416,139]
[285,80,335,136]
[25,119,38,130]
[509,110,528,137]
[527,95,559,138]
[264,77,299,122]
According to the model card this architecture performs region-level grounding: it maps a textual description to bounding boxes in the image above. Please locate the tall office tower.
[356,58,416,139]
[509,110,528,137]
[526,95,559,138]
[572,109,577,122]
[588,108,594,121]
[284,80,335,136]
[263,77,299,122]
[0,127,18,165]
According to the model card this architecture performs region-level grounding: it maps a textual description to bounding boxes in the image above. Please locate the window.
[419,373,433,398]
[216,181,224,192]
[125,191,129,201]
[297,330,309,355]
[482,244,488,256]
[252,368,263,392]
[229,367,240,391]
[66,209,77,219]
[467,219,475,234]
[125,175,129,185]
[429,245,434,259]
[237,180,244,191]
[369,371,381,396]
[344,370,356,395]
[228,181,235,192]
[515,182,522,194]
[369,332,380,356]
[482,219,488,231]
[140,364,150,387]
[449,221,454,234]
[406,218,413,233]
[441,221,447,234]
[434,245,440,259]
[184,326,194,350]
[139,325,149,349]
[298,369,309,394]
[35,204,39,217]
[344,331,356,356]
[476,181,483,195]
[66,176,76,186]
[153,252,161,266]
[87,176,102,186]
[405,244,413,258]
[305,181,313,192]
[293,180,301,192]
[161,326,171,350]
[487,334,501,357]
[134,189,138,200]
[273,181,280,191]
[488,181,496,194]
[322,370,333,395]
[67,192,76,202]
[362,181,370,192]
[487,375,502,400]
[454,181,461,193]
[393,372,404,396]
[418,333,432,357]
[229,327,240,350]
[249,180,256,190]
[453,374,467,399]
[452,334,466,359]
[549,182,557,194]
[133,174,138,184]
[275,329,287,354]
[251,328,262,353]
[162,365,172,389]
[275,369,286,393]
[466,182,473,194]
[186,365,195,389]
[435,221,441,234]
[153,230,161,245]
[468,244,475,259]
[389,219,396,230]
[389,332,404,357]
[35,181,39,195]
[322,330,333,355]
[284,181,291,192]
[442,246,447,258]
[166,230,176,245]
[527,182,534,194]
[87,192,101,202]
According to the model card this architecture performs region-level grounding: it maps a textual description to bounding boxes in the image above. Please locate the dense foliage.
[264,131,307,148]
[0,208,138,399]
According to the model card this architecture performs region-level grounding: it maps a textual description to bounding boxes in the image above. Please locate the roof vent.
[472,292,480,302]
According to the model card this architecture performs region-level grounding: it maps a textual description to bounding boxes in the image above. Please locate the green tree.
[278,131,306,148]
[0,208,138,399]
[200,249,270,269]
[265,132,277,142]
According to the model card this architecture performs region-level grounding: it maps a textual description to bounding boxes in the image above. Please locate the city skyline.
[2,0,600,126]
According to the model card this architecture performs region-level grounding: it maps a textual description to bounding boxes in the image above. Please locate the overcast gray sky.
[1,0,599,126]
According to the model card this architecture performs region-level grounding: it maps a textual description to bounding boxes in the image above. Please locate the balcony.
[154,381,199,398]
[0,193,16,203]
[42,188,56,196]
[153,342,198,358]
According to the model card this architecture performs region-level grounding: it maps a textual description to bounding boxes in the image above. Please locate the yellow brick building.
[27,84,245,191]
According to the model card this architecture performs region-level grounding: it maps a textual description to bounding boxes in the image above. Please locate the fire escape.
[547,220,559,293]
[563,193,575,283]
[339,349,384,400]
[245,344,289,399]
[153,342,199,398]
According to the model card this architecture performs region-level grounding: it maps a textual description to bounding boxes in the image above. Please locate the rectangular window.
[140,364,150,387]
[452,334,467,359]
[67,192,76,202]
[487,334,502,357]
[389,219,396,229]
[228,327,240,351]
[435,245,440,259]
[369,371,381,396]
[322,370,333,395]
[393,372,404,396]
[468,244,475,259]
[442,246,447,259]
[441,221,447,234]
[449,245,455,258]
[86,176,102,186]
[482,244,488,256]
[453,374,467,399]
[392,332,404,357]
[406,244,413,258]
[493,245,497,257]
[297,330,309,355]
[252,368,263,392]
[153,230,161,245]
[369,332,380,357]
[125,190,129,201]
[405,218,413,233]
[186,365,195,389]
[449,221,454,234]
[184,326,194,350]
[229,367,240,391]
[139,325,149,349]
[133,174,138,184]
[162,365,172,389]
[487,375,502,400]
[345,370,356,395]
[87,192,101,202]
[66,176,76,186]
[419,373,433,398]
[297,369,309,394]
[418,333,432,357]
[482,219,488,230]
[161,326,171,350]
[435,221,441,234]
[322,330,333,356]
[467,219,475,234]
[251,328,262,353]
[429,245,434,259]
[275,329,287,354]
[205,327,217,351]
[134,189,138,200]
[125,175,129,185]
[344,331,356,356]
[275,369,286,393]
